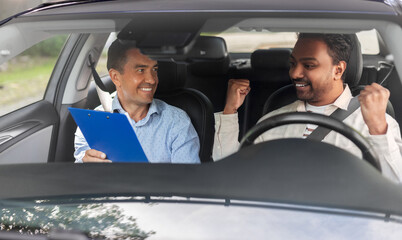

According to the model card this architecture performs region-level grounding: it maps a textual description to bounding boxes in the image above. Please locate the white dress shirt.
[213,85,402,183]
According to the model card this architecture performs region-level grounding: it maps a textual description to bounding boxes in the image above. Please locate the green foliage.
[22,35,69,57]
[1,203,155,239]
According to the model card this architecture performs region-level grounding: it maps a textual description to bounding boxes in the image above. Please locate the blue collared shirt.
[74,97,200,163]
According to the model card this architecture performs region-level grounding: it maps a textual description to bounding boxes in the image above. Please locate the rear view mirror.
[118,14,205,58]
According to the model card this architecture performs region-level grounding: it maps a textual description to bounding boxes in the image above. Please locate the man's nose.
[145,71,157,84]
[289,64,304,80]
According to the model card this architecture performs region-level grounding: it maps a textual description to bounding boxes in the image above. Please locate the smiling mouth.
[139,87,153,92]
[295,83,309,87]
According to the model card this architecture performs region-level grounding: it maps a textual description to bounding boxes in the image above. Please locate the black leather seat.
[185,36,230,113]
[155,61,215,163]
[247,48,292,129]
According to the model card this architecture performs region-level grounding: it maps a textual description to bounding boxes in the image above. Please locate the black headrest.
[157,61,186,92]
[187,36,230,76]
[251,48,292,70]
[344,34,363,87]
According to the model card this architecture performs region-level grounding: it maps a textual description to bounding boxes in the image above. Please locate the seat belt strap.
[88,54,108,92]
[306,96,360,141]
[88,54,113,113]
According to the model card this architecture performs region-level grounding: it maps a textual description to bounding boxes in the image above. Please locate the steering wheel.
[239,112,381,171]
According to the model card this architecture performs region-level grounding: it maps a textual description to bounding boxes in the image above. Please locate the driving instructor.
[74,39,200,163]
[213,33,402,182]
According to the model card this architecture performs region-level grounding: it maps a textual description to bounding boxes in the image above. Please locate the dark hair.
[107,39,137,73]
[297,33,353,80]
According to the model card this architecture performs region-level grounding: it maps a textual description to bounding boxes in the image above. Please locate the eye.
[289,61,295,68]
[137,69,145,73]
[153,67,158,72]
[304,64,315,69]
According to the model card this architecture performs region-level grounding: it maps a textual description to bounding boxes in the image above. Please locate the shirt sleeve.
[73,127,90,163]
[366,115,402,183]
[212,112,240,161]
[169,113,201,164]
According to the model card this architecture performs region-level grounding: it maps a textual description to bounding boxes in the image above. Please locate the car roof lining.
[21,0,396,17]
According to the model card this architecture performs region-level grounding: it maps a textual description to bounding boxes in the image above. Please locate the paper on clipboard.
[69,107,148,162]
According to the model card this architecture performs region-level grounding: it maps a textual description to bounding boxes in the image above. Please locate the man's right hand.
[82,149,112,163]
[223,79,251,114]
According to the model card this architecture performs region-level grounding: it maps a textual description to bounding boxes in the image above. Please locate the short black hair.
[107,39,137,73]
[297,33,353,80]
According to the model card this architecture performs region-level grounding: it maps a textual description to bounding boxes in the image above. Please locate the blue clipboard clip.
[69,107,148,162]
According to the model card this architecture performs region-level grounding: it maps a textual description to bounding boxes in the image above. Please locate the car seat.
[154,61,215,163]
[246,48,292,130]
[185,36,230,113]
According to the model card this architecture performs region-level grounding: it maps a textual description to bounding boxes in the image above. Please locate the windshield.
[1,197,402,239]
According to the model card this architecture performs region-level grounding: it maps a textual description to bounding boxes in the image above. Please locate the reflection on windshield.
[1,202,154,239]
[1,197,402,239]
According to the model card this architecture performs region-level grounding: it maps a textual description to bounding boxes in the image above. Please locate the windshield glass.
[1,197,402,239]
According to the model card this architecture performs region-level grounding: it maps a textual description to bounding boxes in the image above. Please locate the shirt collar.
[296,84,353,112]
[111,96,160,125]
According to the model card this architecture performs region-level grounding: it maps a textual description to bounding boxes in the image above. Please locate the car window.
[356,29,380,55]
[0,34,69,116]
[209,29,297,53]
[211,28,379,55]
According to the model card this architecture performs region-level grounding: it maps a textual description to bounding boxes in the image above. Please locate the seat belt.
[306,96,360,141]
[88,54,113,113]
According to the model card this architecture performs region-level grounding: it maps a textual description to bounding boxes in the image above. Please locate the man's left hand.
[358,83,390,135]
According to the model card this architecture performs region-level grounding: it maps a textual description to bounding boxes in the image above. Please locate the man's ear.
[334,61,347,80]
[109,68,121,87]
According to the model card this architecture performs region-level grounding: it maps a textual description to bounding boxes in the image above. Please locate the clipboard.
[69,107,148,162]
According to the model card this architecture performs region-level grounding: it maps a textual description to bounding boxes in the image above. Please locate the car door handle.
[0,121,40,145]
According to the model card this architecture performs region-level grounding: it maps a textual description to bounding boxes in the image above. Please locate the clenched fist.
[223,79,251,114]
[358,83,390,135]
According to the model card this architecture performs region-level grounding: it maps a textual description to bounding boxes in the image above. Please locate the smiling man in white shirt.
[213,33,402,182]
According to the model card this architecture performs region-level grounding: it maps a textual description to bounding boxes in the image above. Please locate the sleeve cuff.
[214,111,239,133]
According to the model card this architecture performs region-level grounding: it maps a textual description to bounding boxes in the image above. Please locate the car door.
[0,30,78,164]
[0,11,109,164]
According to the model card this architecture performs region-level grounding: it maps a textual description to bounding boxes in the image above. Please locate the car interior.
[55,32,401,164]
[3,3,402,237]
[0,12,402,166]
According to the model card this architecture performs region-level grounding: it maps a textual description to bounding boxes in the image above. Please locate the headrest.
[187,36,228,60]
[251,49,291,70]
[187,36,230,76]
[157,61,186,92]
[344,34,363,87]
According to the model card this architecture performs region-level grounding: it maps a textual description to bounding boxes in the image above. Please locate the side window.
[0,35,69,116]
[356,29,379,55]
